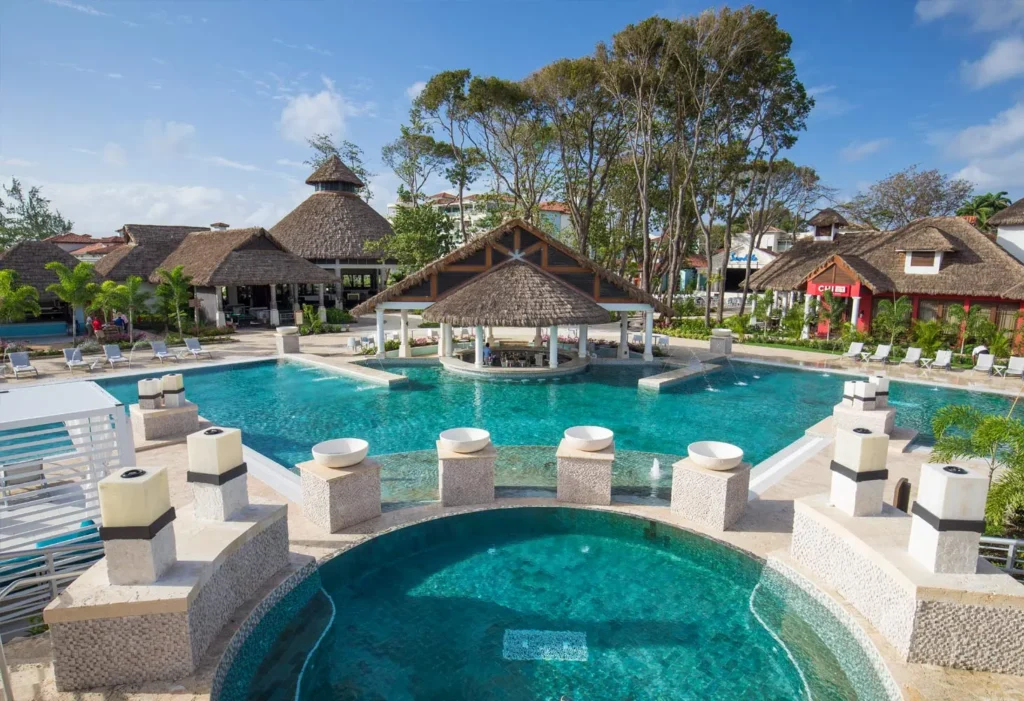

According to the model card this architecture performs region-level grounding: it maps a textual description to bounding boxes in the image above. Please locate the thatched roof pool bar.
[353,218,670,370]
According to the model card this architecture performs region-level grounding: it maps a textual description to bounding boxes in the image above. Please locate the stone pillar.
[437,441,495,506]
[375,308,385,358]
[138,378,162,410]
[801,293,812,339]
[162,373,185,408]
[444,323,454,357]
[297,458,382,532]
[829,427,888,517]
[214,290,226,329]
[186,427,248,521]
[318,284,327,322]
[475,325,484,367]
[98,467,176,585]
[291,284,300,313]
[833,380,896,435]
[275,325,300,354]
[556,439,613,505]
[549,325,559,368]
[399,310,410,358]
[532,326,543,348]
[709,328,732,355]
[670,458,750,531]
[909,463,988,574]
[269,285,280,327]
[618,314,629,359]
[851,295,862,330]
[643,310,654,361]
[578,324,588,358]
[334,281,343,308]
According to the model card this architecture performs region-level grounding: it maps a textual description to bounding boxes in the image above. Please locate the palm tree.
[820,290,846,341]
[90,280,121,324]
[957,191,1013,228]
[946,304,997,354]
[119,275,151,340]
[872,295,913,345]
[44,261,98,347]
[0,270,42,345]
[155,266,192,338]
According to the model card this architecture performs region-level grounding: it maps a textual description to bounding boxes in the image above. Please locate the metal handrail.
[979,536,1023,579]
[0,573,82,701]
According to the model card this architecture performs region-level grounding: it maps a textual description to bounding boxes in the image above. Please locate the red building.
[748,209,1024,340]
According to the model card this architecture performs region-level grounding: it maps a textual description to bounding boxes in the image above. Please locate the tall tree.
[44,261,98,347]
[381,110,447,207]
[957,191,1013,228]
[304,134,375,202]
[842,166,974,230]
[527,57,626,256]
[0,178,74,248]
[365,204,455,277]
[416,70,486,243]
[0,270,41,337]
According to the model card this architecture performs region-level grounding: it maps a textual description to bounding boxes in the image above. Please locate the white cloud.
[806,84,836,97]
[0,156,34,167]
[57,62,96,74]
[72,147,98,155]
[272,38,333,57]
[946,101,1024,159]
[840,138,890,162]
[106,72,123,79]
[276,158,306,168]
[199,156,259,172]
[916,0,1024,31]
[103,142,126,166]
[278,76,345,144]
[143,120,196,155]
[152,57,167,66]
[405,81,427,100]
[44,0,107,17]
[962,37,1024,88]
[368,172,402,214]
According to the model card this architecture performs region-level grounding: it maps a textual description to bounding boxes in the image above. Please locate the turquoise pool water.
[99,358,1012,474]
[216,508,895,700]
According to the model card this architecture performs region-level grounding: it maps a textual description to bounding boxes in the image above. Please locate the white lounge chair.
[900,347,922,366]
[841,342,864,360]
[973,353,995,374]
[151,341,177,364]
[63,348,90,373]
[103,345,130,369]
[922,349,952,371]
[184,338,212,360]
[1007,356,1024,378]
[8,352,37,378]
[866,345,891,364]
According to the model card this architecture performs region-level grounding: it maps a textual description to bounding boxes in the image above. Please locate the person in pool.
[483,342,493,364]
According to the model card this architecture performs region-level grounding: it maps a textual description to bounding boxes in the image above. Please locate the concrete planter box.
[384,344,439,358]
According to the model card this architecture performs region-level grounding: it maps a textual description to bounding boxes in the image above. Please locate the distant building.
[989,197,1024,263]
[43,232,123,257]
[387,192,573,240]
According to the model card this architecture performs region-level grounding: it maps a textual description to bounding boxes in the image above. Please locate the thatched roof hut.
[808,208,848,227]
[95,224,208,281]
[422,260,610,327]
[353,218,671,318]
[270,156,391,260]
[149,228,338,287]
[988,197,1024,227]
[0,240,101,304]
[749,216,1024,298]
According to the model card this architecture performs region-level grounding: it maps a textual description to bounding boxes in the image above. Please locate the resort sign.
[816,283,849,295]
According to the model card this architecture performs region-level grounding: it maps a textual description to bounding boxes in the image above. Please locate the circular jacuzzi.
[215,508,896,700]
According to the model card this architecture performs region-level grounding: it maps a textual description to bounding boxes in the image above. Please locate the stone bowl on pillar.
[563,426,613,452]
[312,438,370,468]
[687,441,743,471]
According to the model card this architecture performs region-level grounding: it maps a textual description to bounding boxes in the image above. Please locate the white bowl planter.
[312,438,369,468]
[687,441,744,471]
[439,428,491,454]
[563,426,614,452]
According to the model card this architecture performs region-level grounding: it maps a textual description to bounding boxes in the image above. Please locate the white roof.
[0,381,123,429]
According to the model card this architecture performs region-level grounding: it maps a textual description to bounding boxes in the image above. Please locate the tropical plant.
[957,191,1012,228]
[988,329,1012,359]
[723,314,751,342]
[872,295,913,345]
[44,261,98,347]
[89,280,120,323]
[946,303,1001,354]
[802,296,818,336]
[779,305,804,339]
[155,266,192,338]
[301,303,324,335]
[931,405,1024,536]
[0,269,41,326]
[820,290,846,340]
[911,319,945,356]
[118,275,151,340]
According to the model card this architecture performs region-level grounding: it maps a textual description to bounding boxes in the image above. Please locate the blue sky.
[3,0,1024,235]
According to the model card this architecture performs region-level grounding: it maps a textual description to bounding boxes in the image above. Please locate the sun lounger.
[150,341,177,364]
[63,348,91,373]
[841,342,864,360]
[8,352,38,378]
[866,345,891,364]
[973,353,995,374]
[1006,356,1024,378]
[899,347,922,366]
[184,338,212,360]
[921,349,952,371]
[103,345,130,369]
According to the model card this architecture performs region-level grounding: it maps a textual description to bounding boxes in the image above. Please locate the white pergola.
[373,300,656,367]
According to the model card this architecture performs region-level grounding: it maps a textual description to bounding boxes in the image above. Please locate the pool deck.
[4,320,1024,700]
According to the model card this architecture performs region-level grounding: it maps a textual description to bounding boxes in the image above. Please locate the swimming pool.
[100,358,1011,465]
[215,507,897,700]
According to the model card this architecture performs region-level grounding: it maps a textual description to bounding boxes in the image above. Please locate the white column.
[549,325,559,368]
[801,294,812,339]
[487,326,495,343]
[474,325,484,367]
[532,326,543,347]
[850,295,862,330]
[318,284,327,322]
[618,313,629,359]
[399,310,410,358]
[578,324,588,358]
[291,284,300,312]
[442,323,452,357]
[643,310,654,361]
[269,285,280,327]
[375,307,385,358]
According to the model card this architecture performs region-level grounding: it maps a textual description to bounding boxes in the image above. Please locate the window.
[909,251,935,267]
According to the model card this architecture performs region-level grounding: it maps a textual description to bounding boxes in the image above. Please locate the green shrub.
[417,321,440,328]
[325,307,353,324]
[672,297,701,317]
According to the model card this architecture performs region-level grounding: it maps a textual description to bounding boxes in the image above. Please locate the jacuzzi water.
[98,359,1011,505]
[215,507,896,700]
